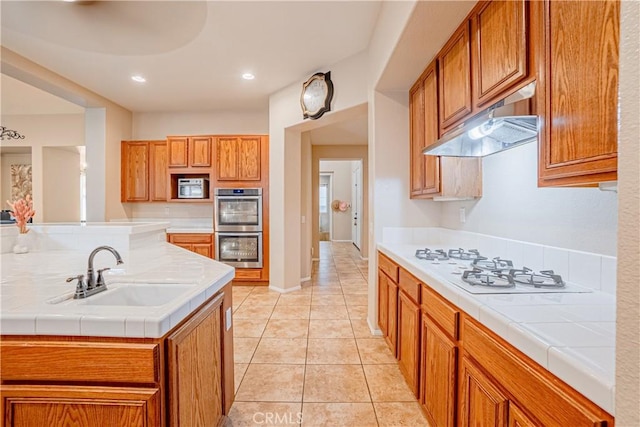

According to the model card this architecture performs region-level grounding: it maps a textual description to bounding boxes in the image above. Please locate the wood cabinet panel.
[168,294,224,427]
[192,244,212,258]
[216,137,238,180]
[473,0,528,107]
[167,137,189,168]
[508,403,539,427]
[422,64,441,195]
[410,78,426,197]
[238,137,261,181]
[462,317,613,426]
[0,342,159,385]
[421,315,457,427]
[397,291,421,397]
[121,142,149,202]
[168,234,214,259]
[378,253,399,283]
[438,20,472,131]
[2,385,160,427]
[398,268,420,304]
[386,280,398,356]
[377,270,389,337]
[539,0,619,186]
[189,137,212,168]
[459,356,508,427]
[421,284,459,341]
[149,141,168,201]
[234,269,262,280]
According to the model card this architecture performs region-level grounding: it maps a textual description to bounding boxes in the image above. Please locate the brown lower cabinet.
[376,251,614,427]
[168,233,214,259]
[0,283,234,427]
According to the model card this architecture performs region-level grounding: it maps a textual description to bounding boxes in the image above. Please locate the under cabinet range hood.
[423,82,538,157]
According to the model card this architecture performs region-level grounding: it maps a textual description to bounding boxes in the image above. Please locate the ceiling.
[1,1,382,113]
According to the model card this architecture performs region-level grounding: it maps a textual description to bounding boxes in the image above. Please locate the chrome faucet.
[67,246,124,299]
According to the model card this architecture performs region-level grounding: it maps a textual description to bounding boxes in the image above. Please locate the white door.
[351,161,362,250]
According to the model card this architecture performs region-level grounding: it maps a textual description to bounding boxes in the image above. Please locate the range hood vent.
[423,82,538,157]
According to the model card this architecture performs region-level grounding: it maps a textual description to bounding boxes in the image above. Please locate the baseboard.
[269,285,302,294]
[300,276,311,283]
[367,317,383,336]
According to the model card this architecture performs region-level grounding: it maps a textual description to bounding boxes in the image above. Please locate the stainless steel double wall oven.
[214,188,263,268]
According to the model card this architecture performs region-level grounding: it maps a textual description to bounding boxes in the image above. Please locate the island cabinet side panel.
[1,385,161,427]
[167,292,225,427]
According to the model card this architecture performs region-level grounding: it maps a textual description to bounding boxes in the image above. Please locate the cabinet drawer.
[168,233,213,244]
[398,268,421,304]
[234,269,262,280]
[421,284,459,340]
[0,341,161,385]
[378,253,399,283]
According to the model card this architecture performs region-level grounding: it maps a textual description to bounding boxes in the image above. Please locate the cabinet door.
[473,0,528,107]
[149,141,168,201]
[2,385,160,427]
[421,315,457,427]
[409,78,426,198]
[377,270,389,337]
[189,137,212,168]
[121,141,149,202]
[167,137,189,168]
[397,291,421,397]
[508,403,538,427]
[216,137,239,180]
[438,20,472,131]
[459,356,508,427]
[192,243,212,258]
[422,63,441,195]
[238,136,261,180]
[539,0,619,186]
[386,280,398,357]
[168,293,224,427]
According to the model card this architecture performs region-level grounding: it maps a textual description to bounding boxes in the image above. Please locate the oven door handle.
[215,196,261,201]
[216,232,262,237]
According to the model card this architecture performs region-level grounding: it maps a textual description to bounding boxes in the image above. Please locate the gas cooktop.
[415,248,592,295]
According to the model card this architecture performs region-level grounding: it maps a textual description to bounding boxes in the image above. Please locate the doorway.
[319,173,332,241]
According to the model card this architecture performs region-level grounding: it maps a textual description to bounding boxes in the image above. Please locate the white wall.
[0,114,84,222]
[320,160,354,241]
[42,146,80,222]
[440,141,618,256]
[132,110,268,140]
[269,51,370,292]
[616,0,640,423]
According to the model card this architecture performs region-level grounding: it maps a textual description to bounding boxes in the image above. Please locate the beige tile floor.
[228,242,430,427]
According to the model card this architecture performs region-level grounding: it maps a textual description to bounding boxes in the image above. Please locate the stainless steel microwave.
[178,178,209,199]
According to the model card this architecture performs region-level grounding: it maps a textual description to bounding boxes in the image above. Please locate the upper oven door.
[214,195,262,232]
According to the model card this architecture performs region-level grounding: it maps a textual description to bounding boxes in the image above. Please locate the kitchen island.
[0,223,235,427]
[376,227,615,426]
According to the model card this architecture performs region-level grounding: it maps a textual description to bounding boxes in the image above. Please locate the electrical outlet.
[301,215,306,224]
[459,207,466,223]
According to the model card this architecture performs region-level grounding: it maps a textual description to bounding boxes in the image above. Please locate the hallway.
[228,242,429,426]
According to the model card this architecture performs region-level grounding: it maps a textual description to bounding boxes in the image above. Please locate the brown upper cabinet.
[167,136,212,168]
[471,0,529,108]
[121,140,167,202]
[216,136,262,181]
[537,0,619,186]
[438,20,472,133]
[410,60,482,200]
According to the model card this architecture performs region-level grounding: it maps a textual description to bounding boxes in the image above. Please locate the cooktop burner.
[413,247,590,294]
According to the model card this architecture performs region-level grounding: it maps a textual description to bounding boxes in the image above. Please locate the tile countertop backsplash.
[0,222,234,338]
[378,227,616,415]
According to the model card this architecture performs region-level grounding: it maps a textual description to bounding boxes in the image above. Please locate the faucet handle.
[96,268,110,287]
[67,275,87,299]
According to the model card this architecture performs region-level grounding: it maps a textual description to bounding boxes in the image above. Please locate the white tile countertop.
[0,223,234,339]
[378,241,616,415]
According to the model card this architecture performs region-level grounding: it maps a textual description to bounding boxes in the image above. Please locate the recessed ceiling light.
[242,73,255,80]
[131,75,146,83]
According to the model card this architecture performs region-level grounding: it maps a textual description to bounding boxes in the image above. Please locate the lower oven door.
[215,232,263,268]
